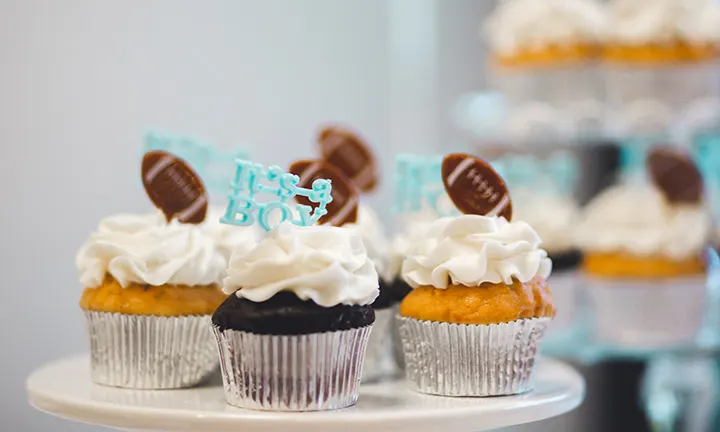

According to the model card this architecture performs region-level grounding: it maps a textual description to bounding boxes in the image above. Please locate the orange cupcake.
[77,213,230,388]
[575,181,711,347]
[575,183,709,279]
[397,214,555,396]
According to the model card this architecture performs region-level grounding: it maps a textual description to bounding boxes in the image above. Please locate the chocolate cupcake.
[212,222,378,411]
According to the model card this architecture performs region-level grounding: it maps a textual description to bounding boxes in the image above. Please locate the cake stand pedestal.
[27,355,585,432]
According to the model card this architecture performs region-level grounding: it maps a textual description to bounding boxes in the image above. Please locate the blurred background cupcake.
[602,0,720,137]
[483,0,606,144]
[485,0,605,67]
[603,0,720,64]
[575,146,711,347]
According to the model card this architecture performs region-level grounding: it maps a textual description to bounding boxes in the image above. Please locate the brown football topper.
[142,151,208,224]
[441,153,513,220]
[289,159,359,226]
[317,125,379,193]
[647,146,703,204]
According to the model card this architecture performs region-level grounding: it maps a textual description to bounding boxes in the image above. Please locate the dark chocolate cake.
[212,291,375,335]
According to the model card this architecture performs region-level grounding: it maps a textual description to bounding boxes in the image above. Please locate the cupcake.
[212,222,379,411]
[604,0,720,63]
[78,213,227,389]
[576,180,710,346]
[343,205,396,382]
[397,153,555,396]
[484,0,605,67]
[577,145,710,347]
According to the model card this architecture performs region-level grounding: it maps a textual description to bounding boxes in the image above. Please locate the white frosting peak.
[223,222,379,307]
[77,213,227,288]
[485,0,606,56]
[202,206,262,260]
[606,0,720,45]
[343,205,390,282]
[575,183,710,260]
[402,215,552,288]
[388,212,438,281]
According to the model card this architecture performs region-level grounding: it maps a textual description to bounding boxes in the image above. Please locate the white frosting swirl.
[202,206,262,260]
[513,189,580,254]
[402,215,552,288]
[484,0,606,56]
[223,222,379,307]
[388,212,437,281]
[77,213,227,288]
[606,0,720,45]
[343,205,390,282]
[575,183,710,260]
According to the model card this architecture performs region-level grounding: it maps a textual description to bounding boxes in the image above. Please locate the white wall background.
[0,1,586,431]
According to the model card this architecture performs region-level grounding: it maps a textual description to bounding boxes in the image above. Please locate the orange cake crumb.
[583,252,705,278]
[603,42,718,64]
[495,42,597,68]
[80,276,226,316]
[399,277,555,325]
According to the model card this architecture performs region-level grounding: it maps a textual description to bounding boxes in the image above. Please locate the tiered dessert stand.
[455,62,720,431]
[27,355,584,432]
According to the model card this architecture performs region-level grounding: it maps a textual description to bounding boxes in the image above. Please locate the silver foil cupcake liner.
[362,308,395,383]
[391,304,406,371]
[398,316,550,396]
[85,311,218,389]
[585,275,707,347]
[213,325,372,411]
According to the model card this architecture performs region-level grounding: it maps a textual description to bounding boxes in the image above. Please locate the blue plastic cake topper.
[144,131,250,196]
[220,159,333,232]
[394,154,458,217]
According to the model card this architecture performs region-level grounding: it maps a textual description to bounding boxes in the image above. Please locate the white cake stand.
[27,355,584,432]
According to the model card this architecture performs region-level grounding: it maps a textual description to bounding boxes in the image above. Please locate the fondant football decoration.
[142,151,208,224]
[317,126,378,193]
[289,159,359,226]
[647,146,703,204]
[441,153,513,220]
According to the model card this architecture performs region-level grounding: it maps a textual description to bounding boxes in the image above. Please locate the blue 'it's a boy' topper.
[394,154,458,217]
[144,131,250,196]
[220,160,333,232]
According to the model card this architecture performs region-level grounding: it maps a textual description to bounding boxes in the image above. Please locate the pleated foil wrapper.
[362,308,396,383]
[85,311,218,389]
[585,275,706,347]
[391,304,405,371]
[398,316,550,396]
[212,325,372,411]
